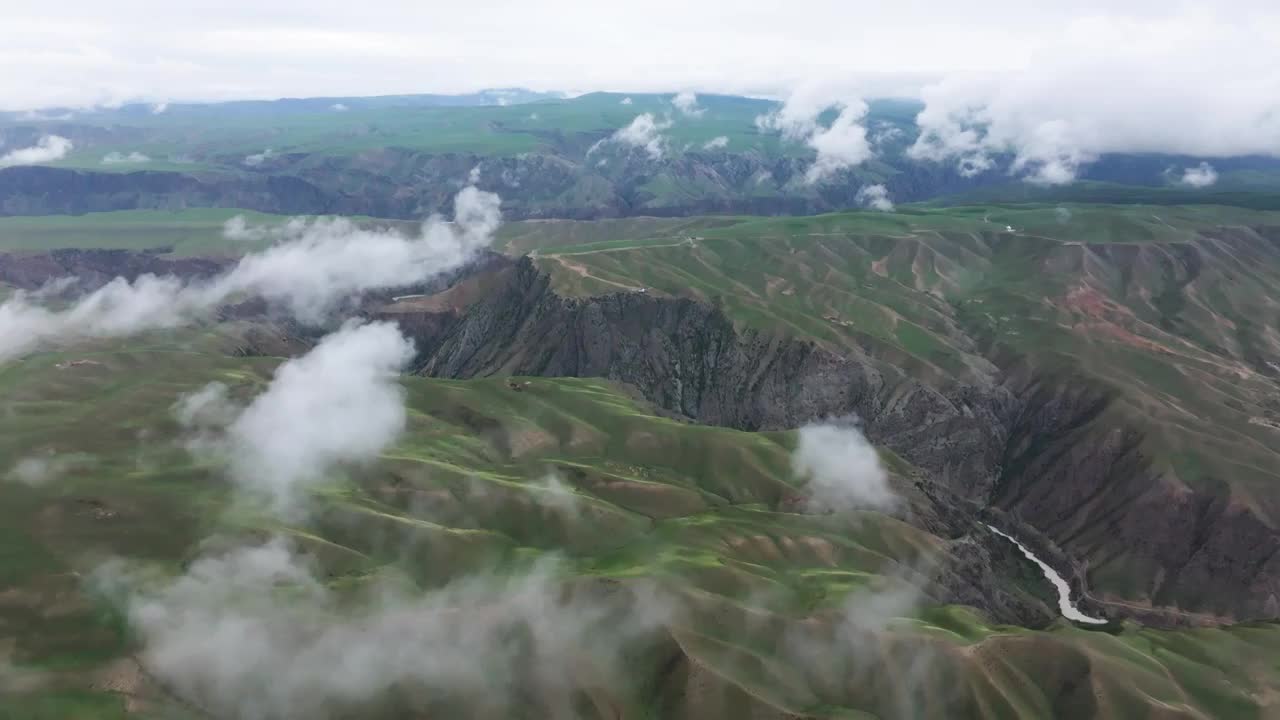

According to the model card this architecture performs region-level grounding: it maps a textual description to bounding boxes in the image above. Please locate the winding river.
[985,523,1107,624]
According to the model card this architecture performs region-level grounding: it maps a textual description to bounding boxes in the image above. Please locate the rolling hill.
[3,199,1280,718]
[4,91,1280,221]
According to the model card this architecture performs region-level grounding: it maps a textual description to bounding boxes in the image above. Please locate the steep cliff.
[382,255,1280,621]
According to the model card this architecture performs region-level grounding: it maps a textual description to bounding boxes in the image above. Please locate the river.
[985,523,1107,624]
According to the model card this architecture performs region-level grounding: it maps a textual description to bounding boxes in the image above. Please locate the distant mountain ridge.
[3,91,1279,219]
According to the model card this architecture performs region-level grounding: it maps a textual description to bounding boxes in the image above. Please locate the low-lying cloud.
[908,14,1280,185]
[5,452,88,487]
[0,186,501,362]
[101,151,151,164]
[176,321,414,513]
[672,91,703,117]
[791,418,896,513]
[96,538,673,719]
[702,135,728,150]
[1179,162,1218,188]
[243,148,273,166]
[597,112,671,159]
[221,214,311,243]
[756,85,873,184]
[856,184,894,212]
[534,472,580,516]
[0,135,72,168]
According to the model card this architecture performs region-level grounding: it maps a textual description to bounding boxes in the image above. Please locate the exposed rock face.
[992,373,1280,621]
[385,257,1280,622]
[0,151,1038,220]
[396,258,1013,500]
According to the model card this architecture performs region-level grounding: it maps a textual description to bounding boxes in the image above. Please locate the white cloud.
[672,91,703,117]
[908,12,1280,184]
[101,150,151,164]
[5,453,84,487]
[803,109,874,183]
[1179,161,1218,188]
[534,472,579,516]
[856,184,894,212]
[702,135,728,150]
[756,84,873,184]
[790,419,896,513]
[173,381,240,430]
[176,321,415,513]
[330,102,348,111]
[0,135,72,168]
[0,186,501,362]
[607,113,671,159]
[97,541,672,719]
[150,101,168,114]
[870,125,903,145]
[221,214,310,243]
[619,97,633,105]
[0,4,1276,117]
[242,148,273,166]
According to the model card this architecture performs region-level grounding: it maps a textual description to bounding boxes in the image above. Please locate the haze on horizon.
[4,1,1280,187]
[4,0,1277,109]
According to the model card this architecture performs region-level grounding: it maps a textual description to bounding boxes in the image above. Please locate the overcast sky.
[4,0,1277,109]
[5,1,1278,183]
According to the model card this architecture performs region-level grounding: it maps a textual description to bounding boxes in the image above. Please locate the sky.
[4,1,1279,184]
[4,0,1277,109]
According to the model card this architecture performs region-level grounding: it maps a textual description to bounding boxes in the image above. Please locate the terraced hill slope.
[4,202,1280,718]
[361,203,1280,622]
[4,329,1280,719]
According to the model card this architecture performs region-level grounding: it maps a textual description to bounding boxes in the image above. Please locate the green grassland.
[2,328,1280,717]
[0,210,429,256]
[0,209,280,255]
[521,202,1280,610]
[21,93,801,173]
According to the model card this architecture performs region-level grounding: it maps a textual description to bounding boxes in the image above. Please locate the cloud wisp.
[672,91,704,117]
[1179,162,1218,188]
[101,151,151,164]
[5,452,90,487]
[756,85,873,184]
[97,541,674,719]
[594,112,672,159]
[243,148,273,166]
[856,184,894,212]
[0,186,501,362]
[0,135,72,168]
[791,418,897,513]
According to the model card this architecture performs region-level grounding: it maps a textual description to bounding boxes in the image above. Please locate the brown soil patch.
[550,257,639,292]
[506,428,557,458]
[93,658,150,713]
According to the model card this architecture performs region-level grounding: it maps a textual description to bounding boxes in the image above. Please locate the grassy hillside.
[2,328,1280,717]
[521,203,1280,610]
